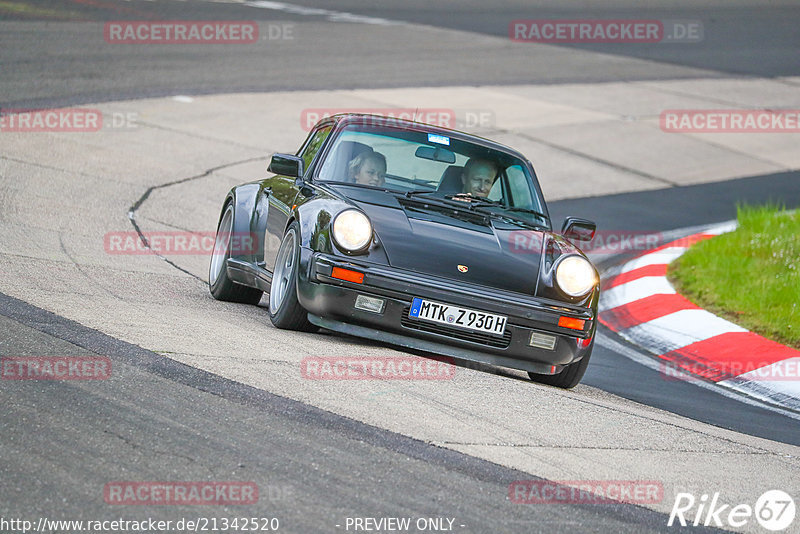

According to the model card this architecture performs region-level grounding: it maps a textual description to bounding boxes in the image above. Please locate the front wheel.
[528,346,592,389]
[268,222,316,331]
[209,203,264,305]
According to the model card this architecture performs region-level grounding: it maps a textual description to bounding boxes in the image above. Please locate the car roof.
[324,113,529,161]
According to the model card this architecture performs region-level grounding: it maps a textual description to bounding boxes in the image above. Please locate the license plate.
[408,297,507,336]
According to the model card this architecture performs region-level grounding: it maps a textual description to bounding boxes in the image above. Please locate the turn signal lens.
[331,267,364,284]
[558,316,585,330]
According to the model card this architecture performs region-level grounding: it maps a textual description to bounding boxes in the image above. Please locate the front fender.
[293,198,390,264]
[293,197,391,307]
[221,183,262,264]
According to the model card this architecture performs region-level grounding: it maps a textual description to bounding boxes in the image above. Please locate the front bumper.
[297,250,596,374]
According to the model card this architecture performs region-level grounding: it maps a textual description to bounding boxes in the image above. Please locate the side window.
[506,165,534,207]
[488,179,503,202]
[299,125,332,173]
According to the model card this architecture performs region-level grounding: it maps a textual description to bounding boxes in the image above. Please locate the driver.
[461,158,498,198]
[348,151,387,187]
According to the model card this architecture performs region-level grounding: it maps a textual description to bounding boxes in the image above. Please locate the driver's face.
[462,164,496,197]
[353,159,385,186]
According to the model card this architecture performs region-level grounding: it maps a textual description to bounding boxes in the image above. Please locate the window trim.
[297,122,335,179]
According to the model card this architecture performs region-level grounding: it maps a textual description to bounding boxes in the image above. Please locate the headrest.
[437,165,465,195]
[327,141,374,182]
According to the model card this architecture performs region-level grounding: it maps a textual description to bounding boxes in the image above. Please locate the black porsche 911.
[209,113,599,388]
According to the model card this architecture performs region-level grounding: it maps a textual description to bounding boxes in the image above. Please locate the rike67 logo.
[669,490,795,531]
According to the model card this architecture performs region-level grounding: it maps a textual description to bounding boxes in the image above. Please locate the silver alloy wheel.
[269,227,297,315]
[209,207,233,287]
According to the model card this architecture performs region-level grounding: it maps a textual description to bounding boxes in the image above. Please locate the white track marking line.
[596,334,800,421]
[619,246,686,273]
[245,1,400,26]
[599,276,675,312]
[703,221,738,235]
[622,309,747,355]
[720,358,800,412]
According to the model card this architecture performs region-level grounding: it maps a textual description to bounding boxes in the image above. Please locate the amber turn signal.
[331,267,364,284]
[558,316,585,330]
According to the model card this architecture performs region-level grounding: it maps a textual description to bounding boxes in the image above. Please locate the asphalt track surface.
[2,0,799,108]
[1,1,799,533]
[1,293,725,534]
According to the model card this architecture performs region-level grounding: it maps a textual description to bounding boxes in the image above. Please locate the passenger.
[461,158,498,198]
[348,151,387,187]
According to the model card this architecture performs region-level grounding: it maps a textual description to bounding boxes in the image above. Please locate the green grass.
[668,204,800,349]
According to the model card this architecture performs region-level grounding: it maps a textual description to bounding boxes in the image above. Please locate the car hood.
[334,186,545,294]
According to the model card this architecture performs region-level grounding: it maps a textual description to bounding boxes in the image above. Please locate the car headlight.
[332,209,373,253]
[555,255,597,297]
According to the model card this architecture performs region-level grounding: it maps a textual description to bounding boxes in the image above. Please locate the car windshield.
[316,122,547,224]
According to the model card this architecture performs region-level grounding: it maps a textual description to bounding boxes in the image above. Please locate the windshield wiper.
[476,210,547,229]
[399,193,490,218]
[443,194,548,219]
[443,193,503,207]
[502,207,550,220]
[399,190,547,226]
[449,199,549,228]
[321,180,397,193]
[402,189,439,198]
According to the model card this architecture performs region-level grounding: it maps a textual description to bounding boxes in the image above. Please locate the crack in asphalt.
[101,428,216,477]
[58,233,125,301]
[0,155,114,182]
[126,156,268,282]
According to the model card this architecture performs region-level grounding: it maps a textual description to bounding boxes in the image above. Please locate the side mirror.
[296,177,314,198]
[268,153,304,178]
[561,217,596,242]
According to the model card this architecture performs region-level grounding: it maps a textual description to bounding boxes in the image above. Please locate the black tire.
[268,222,316,331]
[208,202,264,305]
[528,346,593,389]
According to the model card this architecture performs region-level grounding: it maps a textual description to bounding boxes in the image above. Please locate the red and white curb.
[598,222,800,412]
